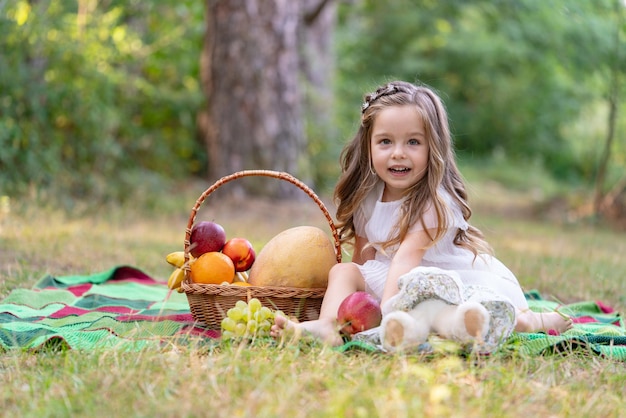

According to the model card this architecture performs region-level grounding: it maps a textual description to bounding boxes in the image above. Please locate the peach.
[222,238,256,272]
[337,291,382,335]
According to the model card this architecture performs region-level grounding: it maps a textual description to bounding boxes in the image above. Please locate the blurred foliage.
[334,0,625,187]
[0,0,624,208]
[0,0,205,209]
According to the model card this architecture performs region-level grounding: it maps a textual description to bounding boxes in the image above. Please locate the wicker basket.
[180,170,342,329]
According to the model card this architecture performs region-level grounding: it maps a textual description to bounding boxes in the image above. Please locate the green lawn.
[1,178,625,417]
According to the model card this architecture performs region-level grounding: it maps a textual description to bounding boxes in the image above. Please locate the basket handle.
[183,170,342,276]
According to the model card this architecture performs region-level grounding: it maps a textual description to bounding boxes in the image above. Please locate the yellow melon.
[248,226,337,288]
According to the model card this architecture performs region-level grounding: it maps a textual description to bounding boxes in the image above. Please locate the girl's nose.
[392,145,405,158]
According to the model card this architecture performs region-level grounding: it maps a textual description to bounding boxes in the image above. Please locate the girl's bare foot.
[270,314,301,343]
[515,310,573,334]
[270,315,344,346]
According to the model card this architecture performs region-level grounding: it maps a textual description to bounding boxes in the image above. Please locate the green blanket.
[0,266,218,351]
[1,267,625,359]
[509,290,626,359]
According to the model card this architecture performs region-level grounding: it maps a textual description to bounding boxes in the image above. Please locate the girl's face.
[370,105,429,201]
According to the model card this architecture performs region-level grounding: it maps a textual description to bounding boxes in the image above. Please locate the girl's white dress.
[355,182,527,307]
[353,182,520,351]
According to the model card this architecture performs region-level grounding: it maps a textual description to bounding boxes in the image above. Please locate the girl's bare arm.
[351,234,375,265]
[380,228,435,307]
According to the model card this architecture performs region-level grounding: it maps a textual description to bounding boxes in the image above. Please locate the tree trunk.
[593,0,622,219]
[200,0,307,198]
[300,0,338,189]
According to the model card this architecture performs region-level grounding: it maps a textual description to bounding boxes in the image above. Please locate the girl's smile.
[370,105,429,201]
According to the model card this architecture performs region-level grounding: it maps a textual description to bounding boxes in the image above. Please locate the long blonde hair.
[334,81,492,257]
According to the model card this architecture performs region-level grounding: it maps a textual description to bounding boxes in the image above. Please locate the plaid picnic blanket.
[1,266,625,359]
[509,290,626,359]
[0,266,218,351]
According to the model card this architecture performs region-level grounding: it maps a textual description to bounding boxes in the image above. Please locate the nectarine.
[222,238,256,272]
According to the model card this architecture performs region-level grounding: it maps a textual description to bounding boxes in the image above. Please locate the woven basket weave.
[180,170,342,329]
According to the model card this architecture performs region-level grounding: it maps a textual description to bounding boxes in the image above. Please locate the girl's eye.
[380,138,392,145]
[408,138,420,145]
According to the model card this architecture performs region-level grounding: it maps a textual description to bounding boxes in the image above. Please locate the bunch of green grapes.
[220,298,285,339]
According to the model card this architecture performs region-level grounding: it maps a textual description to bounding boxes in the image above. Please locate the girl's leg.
[458,269,573,336]
[270,262,366,346]
[515,308,573,333]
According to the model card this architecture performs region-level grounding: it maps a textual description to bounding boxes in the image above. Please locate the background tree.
[0,1,205,208]
[300,0,338,192]
[199,0,335,198]
[1,1,624,226]
[594,0,624,219]
[334,0,625,186]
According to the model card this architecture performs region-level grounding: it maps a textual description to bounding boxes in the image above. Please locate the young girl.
[271,81,572,351]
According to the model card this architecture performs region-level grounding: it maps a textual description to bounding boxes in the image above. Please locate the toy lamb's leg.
[381,300,448,352]
[431,301,490,344]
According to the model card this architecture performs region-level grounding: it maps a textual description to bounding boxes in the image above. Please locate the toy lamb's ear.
[396,268,416,289]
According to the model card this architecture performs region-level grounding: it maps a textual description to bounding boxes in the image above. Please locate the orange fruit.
[190,251,235,284]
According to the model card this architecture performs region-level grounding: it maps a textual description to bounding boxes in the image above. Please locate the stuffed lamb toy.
[355,267,516,353]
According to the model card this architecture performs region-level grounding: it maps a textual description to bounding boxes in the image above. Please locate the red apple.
[189,221,226,258]
[222,237,256,272]
[337,291,382,335]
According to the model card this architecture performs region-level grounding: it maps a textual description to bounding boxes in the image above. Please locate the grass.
[2,174,626,417]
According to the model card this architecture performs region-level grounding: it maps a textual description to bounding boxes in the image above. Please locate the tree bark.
[300,0,338,189]
[200,0,307,198]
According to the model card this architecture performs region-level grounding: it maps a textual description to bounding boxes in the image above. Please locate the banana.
[167,267,185,290]
[165,251,185,268]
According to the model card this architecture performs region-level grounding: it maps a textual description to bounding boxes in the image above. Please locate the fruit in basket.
[247,226,336,288]
[167,267,185,290]
[165,251,185,268]
[189,221,227,258]
[336,291,382,335]
[222,238,256,272]
[190,251,235,284]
